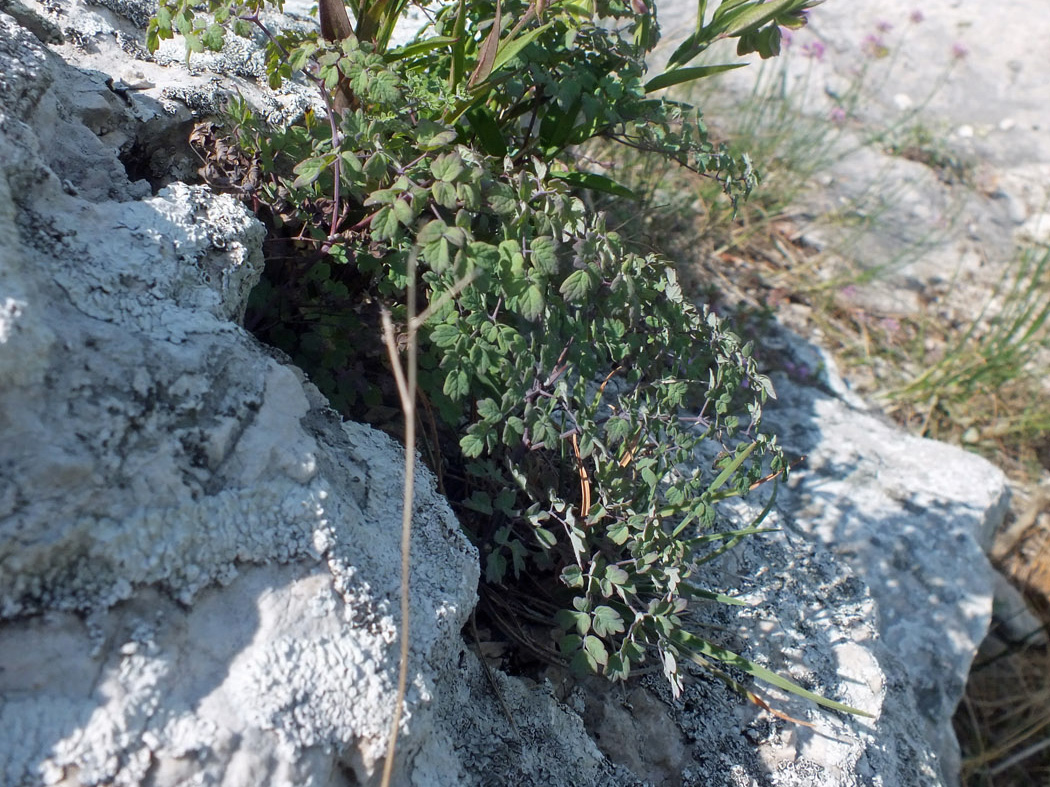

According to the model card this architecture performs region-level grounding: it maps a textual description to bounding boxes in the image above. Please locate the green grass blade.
[696,0,708,30]
[711,0,752,23]
[670,629,874,716]
[468,0,502,87]
[450,0,467,88]
[679,583,749,605]
[550,170,639,199]
[667,31,705,68]
[685,526,777,545]
[489,22,553,74]
[645,63,747,93]
[721,0,801,37]
[692,484,776,565]
[386,36,458,62]
[708,441,757,495]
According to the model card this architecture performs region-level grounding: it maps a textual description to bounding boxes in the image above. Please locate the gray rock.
[756,332,1007,783]
[0,11,479,786]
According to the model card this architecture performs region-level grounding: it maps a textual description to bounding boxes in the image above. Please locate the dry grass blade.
[379,255,475,787]
[958,643,1050,786]
[378,250,417,787]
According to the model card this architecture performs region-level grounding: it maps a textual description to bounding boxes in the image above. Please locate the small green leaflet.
[530,236,559,275]
[518,284,544,322]
[292,155,333,189]
[560,268,598,303]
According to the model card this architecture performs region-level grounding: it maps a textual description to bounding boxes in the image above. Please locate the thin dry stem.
[379,250,418,787]
[379,257,473,787]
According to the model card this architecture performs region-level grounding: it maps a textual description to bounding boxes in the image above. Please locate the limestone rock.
[0,11,479,785]
[756,333,1006,784]
[0,5,636,784]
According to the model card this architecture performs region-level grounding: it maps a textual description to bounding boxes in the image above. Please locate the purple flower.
[802,40,826,61]
[829,106,847,125]
[951,41,969,60]
[862,34,890,59]
[909,10,925,24]
[783,361,812,381]
[875,20,893,33]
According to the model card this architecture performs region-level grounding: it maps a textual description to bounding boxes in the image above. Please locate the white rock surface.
[0,2,1010,786]
[756,332,1006,783]
[0,11,480,785]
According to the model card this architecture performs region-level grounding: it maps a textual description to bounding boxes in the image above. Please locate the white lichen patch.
[0,16,479,783]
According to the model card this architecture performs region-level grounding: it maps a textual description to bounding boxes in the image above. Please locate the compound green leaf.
[340,150,363,175]
[432,180,458,209]
[201,22,224,51]
[464,490,494,514]
[417,219,447,245]
[560,633,583,653]
[604,565,629,586]
[364,188,398,206]
[431,152,465,182]
[604,416,630,443]
[486,551,507,582]
[556,608,591,635]
[460,431,485,457]
[444,368,470,400]
[584,635,609,667]
[477,398,501,420]
[561,565,585,588]
[292,155,332,189]
[392,198,414,226]
[371,205,400,241]
[487,183,518,215]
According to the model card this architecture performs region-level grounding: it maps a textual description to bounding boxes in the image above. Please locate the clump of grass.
[882,120,977,186]
[883,245,1050,474]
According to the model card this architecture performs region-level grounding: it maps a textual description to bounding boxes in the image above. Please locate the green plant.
[884,245,1050,464]
[150,0,867,722]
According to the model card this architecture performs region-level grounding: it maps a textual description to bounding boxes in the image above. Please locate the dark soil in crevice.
[118,118,200,194]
